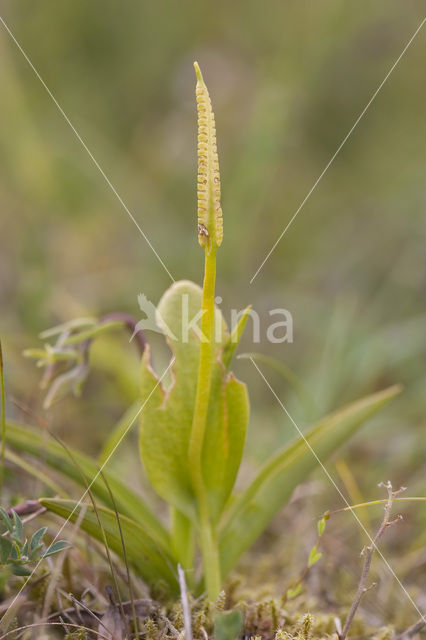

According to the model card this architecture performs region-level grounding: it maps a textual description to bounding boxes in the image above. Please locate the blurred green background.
[0,0,425,600]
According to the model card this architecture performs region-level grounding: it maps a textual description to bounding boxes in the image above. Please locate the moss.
[64,631,88,640]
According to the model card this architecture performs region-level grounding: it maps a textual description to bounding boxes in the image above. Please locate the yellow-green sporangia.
[195,61,223,251]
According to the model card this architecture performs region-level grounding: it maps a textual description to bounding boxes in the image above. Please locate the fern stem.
[188,248,221,599]
[171,508,195,578]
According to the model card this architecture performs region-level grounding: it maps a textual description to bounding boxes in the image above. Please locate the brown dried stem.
[394,619,426,640]
[338,481,406,640]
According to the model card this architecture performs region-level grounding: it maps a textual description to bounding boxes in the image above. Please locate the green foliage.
[307,546,322,568]
[317,514,328,536]
[4,421,170,550]
[286,584,302,599]
[6,383,399,598]
[0,507,70,577]
[218,384,400,578]
[286,511,329,601]
[214,610,244,640]
[23,318,125,409]
[6,63,402,601]
[139,280,249,523]
[39,498,178,591]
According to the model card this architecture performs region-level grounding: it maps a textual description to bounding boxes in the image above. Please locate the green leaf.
[139,281,249,522]
[30,527,47,560]
[0,507,12,533]
[0,537,12,563]
[219,384,401,577]
[203,372,249,521]
[139,281,214,519]
[287,584,302,599]
[4,448,67,497]
[40,498,178,593]
[11,511,23,543]
[222,306,252,368]
[317,515,327,536]
[11,563,31,577]
[21,540,28,557]
[214,610,243,640]
[5,421,169,552]
[308,546,322,567]
[41,540,71,558]
[30,527,47,554]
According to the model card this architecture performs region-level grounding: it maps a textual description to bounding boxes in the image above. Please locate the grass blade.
[238,352,314,415]
[98,401,140,466]
[4,448,67,497]
[218,384,401,577]
[40,498,178,593]
[5,421,169,552]
[329,496,426,515]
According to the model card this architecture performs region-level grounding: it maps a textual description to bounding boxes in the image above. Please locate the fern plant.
[4,63,400,600]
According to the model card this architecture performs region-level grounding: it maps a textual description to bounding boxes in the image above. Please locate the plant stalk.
[188,247,221,599]
[171,508,195,578]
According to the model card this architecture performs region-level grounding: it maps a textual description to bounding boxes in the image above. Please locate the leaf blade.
[5,421,169,552]
[41,540,72,558]
[40,498,178,593]
[219,384,401,577]
[0,537,12,564]
[139,280,232,521]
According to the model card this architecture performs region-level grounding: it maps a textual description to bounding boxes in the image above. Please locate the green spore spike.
[194,61,223,251]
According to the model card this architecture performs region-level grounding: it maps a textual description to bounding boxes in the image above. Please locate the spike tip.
[194,62,223,250]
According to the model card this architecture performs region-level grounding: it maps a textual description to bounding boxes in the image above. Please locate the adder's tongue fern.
[189,62,223,600]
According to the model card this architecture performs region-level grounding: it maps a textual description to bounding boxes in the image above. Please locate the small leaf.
[11,511,23,542]
[30,527,47,554]
[0,507,12,533]
[308,546,322,567]
[11,563,32,577]
[287,584,302,599]
[21,539,28,557]
[214,610,243,640]
[317,517,326,536]
[222,306,252,368]
[41,540,71,558]
[0,537,12,564]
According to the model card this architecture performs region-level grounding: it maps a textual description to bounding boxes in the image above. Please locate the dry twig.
[5,499,44,518]
[394,619,426,640]
[178,564,193,640]
[337,481,406,640]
